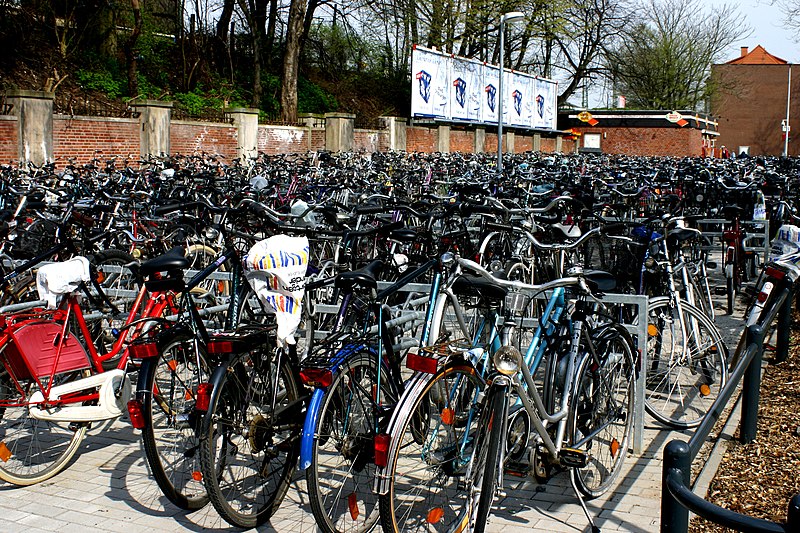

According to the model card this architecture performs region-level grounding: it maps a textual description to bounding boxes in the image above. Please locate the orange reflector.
[0,442,11,462]
[217,281,226,293]
[610,438,620,459]
[647,324,659,336]
[441,408,455,426]
[192,471,203,481]
[348,493,359,520]
[699,384,711,397]
[427,507,444,524]
[167,359,178,371]
[185,390,193,401]
[95,271,106,283]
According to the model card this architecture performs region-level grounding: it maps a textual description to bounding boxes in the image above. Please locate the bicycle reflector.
[374,433,390,467]
[493,345,522,376]
[195,383,212,411]
[764,266,786,281]
[207,340,234,354]
[129,341,159,359]
[127,400,146,429]
[299,368,333,388]
[406,352,438,374]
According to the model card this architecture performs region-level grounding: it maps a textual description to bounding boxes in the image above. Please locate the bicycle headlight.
[204,226,220,240]
[493,345,522,376]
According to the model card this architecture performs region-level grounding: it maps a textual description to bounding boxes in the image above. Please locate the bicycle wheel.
[200,347,300,528]
[138,332,209,510]
[727,275,735,315]
[645,297,728,428]
[470,383,507,533]
[0,366,88,485]
[379,363,484,533]
[569,324,635,498]
[306,351,396,533]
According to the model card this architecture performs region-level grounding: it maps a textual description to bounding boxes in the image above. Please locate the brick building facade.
[711,46,798,156]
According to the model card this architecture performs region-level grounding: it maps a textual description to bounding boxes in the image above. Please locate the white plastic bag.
[36,256,91,308]
[243,235,309,347]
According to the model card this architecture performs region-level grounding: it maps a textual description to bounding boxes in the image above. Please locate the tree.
[281,0,307,122]
[604,0,749,110]
[773,1,800,34]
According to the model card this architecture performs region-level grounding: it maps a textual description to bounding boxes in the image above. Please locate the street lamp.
[497,11,525,176]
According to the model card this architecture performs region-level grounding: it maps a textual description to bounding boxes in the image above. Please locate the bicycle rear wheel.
[200,347,300,528]
[569,324,635,498]
[306,351,395,533]
[645,298,728,428]
[138,332,209,510]
[0,367,88,485]
[379,362,484,533]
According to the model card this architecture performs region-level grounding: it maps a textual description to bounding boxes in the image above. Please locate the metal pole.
[661,440,691,533]
[741,324,764,443]
[785,65,791,157]
[497,19,505,176]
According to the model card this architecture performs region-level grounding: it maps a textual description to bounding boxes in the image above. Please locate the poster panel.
[532,78,558,130]
[411,47,450,118]
[508,72,533,127]
[481,64,499,124]
[450,58,482,122]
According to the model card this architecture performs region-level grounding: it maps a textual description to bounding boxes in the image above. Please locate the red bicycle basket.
[2,321,91,381]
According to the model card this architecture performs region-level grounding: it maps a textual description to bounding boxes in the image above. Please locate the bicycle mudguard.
[299,387,326,470]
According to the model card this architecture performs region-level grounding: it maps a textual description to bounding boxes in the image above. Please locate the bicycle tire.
[727,275,735,315]
[569,324,635,498]
[0,367,88,485]
[138,332,209,510]
[644,297,728,428]
[200,347,300,528]
[471,383,507,533]
[306,351,395,533]
[379,363,484,533]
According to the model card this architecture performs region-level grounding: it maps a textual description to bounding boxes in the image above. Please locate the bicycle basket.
[2,320,91,381]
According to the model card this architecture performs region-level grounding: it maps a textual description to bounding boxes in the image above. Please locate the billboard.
[411,46,558,131]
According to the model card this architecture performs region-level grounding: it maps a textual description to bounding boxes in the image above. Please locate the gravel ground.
[691,309,800,531]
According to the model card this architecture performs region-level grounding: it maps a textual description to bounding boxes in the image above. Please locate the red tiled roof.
[727,45,788,65]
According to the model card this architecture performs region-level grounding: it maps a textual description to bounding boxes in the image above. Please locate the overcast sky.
[723,0,797,62]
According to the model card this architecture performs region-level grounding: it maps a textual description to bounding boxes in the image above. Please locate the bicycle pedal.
[504,461,530,477]
[713,286,728,296]
[559,448,588,468]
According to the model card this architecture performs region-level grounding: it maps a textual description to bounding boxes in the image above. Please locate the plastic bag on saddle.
[770,224,800,260]
[35,256,91,308]
[243,235,309,348]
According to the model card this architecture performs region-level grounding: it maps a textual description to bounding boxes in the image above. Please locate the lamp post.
[497,11,525,176]
[784,65,792,157]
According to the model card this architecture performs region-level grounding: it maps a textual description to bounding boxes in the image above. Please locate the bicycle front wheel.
[0,367,88,485]
[200,348,300,528]
[470,383,507,533]
[645,298,728,428]
[138,333,209,510]
[379,362,484,533]
[569,324,635,498]
[306,351,395,533]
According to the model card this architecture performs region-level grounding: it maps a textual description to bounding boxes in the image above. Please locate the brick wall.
[450,130,474,152]
[258,125,310,154]
[572,127,703,157]
[171,121,238,158]
[515,134,534,153]
[541,137,556,152]
[407,126,438,152]
[354,129,388,152]
[0,117,18,164]
[53,116,139,163]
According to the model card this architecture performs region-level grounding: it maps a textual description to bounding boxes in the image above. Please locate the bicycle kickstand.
[570,472,601,533]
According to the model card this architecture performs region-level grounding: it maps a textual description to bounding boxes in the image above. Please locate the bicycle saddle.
[584,270,617,293]
[667,227,701,243]
[389,228,417,242]
[453,275,508,301]
[139,247,190,277]
[721,205,745,220]
[335,259,385,291]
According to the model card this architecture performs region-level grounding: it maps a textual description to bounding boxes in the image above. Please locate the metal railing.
[660,271,800,532]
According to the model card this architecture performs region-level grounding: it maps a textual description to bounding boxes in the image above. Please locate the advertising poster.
[533,78,558,130]
[450,58,482,122]
[508,72,533,128]
[411,47,450,118]
[481,64,499,124]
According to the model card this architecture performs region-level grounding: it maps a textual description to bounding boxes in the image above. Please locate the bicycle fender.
[299,387,326,471]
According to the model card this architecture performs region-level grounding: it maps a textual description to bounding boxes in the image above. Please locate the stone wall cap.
[4,90,55,100]
[130,99,174,108]
[324,112,356,119]
[226,107,259,114]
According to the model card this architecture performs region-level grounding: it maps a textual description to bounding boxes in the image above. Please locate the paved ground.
[0,276,749,533]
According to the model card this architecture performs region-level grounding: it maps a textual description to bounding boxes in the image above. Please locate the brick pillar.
[132,100,172,157]
[6,90,54,165]
[506,131,515,154]
[437,124,450,153]
[380,117,407,151]
[533,133,541,152]
[555,135,563,153]
[474,127,486,153]
[325,112,355,152]
[227,107,259,161]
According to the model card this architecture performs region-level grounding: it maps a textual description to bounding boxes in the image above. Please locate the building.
[711,46,797,156]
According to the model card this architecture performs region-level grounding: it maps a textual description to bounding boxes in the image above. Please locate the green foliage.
[298,77,338,114]
[76,69,125,99]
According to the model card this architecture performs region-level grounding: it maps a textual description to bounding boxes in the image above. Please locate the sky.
[720,0,797,62]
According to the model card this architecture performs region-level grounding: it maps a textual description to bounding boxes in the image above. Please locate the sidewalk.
[0,303,745,533]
